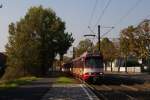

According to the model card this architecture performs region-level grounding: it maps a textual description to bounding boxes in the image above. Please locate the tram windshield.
[85,57,103,68]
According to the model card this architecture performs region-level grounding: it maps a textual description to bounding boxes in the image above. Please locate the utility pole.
[88,25,113,53]
[98,25,100,53]
[73,47,76,59]
[0,4,2,8]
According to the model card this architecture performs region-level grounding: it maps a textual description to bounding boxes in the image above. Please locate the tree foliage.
[120,19,150,59]
[75,39,93,57]
[101,38,115,60]
[120,19,150,72]
[3,6,74,79]
[97,38,118,71]
[57,32,74,61]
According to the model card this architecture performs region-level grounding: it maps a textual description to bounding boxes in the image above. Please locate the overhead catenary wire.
[115,0,143,27]
[101,28,114,38]
[93,0,112,29]
[86,0,112,41]
[82,0,99,45]
[89,0,113,43]
[84,0,143,43]
[134,14,150,26]
[102,0,143,38]
[145,14,150,19]
[88,0,98,27]
[81,0,99,40]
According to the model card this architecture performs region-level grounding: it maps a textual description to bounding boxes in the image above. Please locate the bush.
[125,60,140,67]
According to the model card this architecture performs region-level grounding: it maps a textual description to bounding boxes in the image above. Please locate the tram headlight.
[99,72,103,75]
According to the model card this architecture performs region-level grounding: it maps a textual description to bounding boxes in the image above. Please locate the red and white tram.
[72,51,104,82]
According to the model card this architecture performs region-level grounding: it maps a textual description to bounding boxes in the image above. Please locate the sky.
[0,0,150,55]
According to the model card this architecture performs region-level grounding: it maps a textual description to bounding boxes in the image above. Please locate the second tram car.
[72,51,103,82]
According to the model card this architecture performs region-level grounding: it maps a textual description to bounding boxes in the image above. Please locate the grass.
[0,76,38,89]
[56,76,76,84]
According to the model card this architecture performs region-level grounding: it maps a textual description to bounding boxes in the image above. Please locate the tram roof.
[73,51,101,62]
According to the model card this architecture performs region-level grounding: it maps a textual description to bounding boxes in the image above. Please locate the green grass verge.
[0,76,38,89]
[56,76,76,84]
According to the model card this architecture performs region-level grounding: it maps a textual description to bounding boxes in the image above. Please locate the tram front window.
[85,57,103,68]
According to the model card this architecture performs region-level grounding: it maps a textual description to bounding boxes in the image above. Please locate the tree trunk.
[41,53,48,76]
[141,58,145,72]
[105,62,107,71]
[59,54,64,71]
[118,66,120,72]
[110,61,113,72]
[125,56,127,73]
[41,60,46,76]
[118,59,120,72]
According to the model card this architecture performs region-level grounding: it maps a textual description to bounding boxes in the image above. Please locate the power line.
[94,0,112,29]
[101,28,114,38]
[88,0,98,27]
[102,0,142,38]
[131,14,150,27]
[115,0,143,26]
[145,14,150,19]
[81,0,98,41]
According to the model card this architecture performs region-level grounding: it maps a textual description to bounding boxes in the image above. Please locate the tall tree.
[120,20,150,72]
[57,32,74,61]
[120,26,135,72]
[75,39,93,57]
[136,19,150,59]
[97,38,117,71]
[3,6,74,79]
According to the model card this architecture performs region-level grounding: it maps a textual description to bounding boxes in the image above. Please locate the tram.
[62,51,104,82]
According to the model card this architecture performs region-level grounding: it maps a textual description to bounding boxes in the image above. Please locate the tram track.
[75,74,150,100]
[79,78,150,100]
[86,84,136,100]
[87,83,150,100]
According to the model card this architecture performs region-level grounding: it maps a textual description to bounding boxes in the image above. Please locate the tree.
[136,19,150,59]
[75,39,93,57]
[57,32,74,61]
[120,26,136,72]
[0,53,6,77]
[120,20,150,72]
[3,6,74,79]
[97,38,117,71]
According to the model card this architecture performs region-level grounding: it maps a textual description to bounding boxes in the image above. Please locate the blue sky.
[0,0,150,53]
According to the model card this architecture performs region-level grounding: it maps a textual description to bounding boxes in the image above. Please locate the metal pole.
[98,25,100,53]
[73,47,75,59]
[0,4,2,8]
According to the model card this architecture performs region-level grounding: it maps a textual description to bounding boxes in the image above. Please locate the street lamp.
[84,34,96,37]
[84,34,96,53]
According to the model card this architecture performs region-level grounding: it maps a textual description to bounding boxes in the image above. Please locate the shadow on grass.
[0,77,38,88]
[0,77,53,100]
[48,71,73,78]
